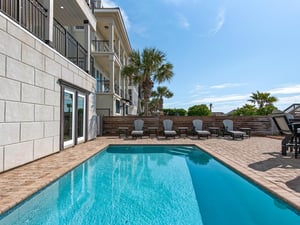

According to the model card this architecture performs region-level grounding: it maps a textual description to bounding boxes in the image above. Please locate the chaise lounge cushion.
[192,119,211,139]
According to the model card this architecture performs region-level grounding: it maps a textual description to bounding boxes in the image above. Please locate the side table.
[118,127,128,138]
[148,127,159,138]
[178,127,189,138]
[239,128,251,138]
[208,127,220,137]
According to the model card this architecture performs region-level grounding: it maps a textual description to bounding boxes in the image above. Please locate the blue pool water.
[0,145,299,225]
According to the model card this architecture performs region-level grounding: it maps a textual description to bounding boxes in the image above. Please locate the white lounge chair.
[222,119,245,140]
[192,119,211,139]
[131,119,144,138]
[163,119,177,139]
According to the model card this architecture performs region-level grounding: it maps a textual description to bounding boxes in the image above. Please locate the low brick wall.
[102,116,275,136]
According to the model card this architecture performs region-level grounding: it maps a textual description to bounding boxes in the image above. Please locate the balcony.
[53,19,88,72]
[96,78,110,93]
[0,0,47,41]
[91,40,110,52]
[0,0,89,73]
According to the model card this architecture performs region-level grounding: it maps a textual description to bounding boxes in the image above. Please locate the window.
[96,70,101,93]
[75,25,84,30]
[116,100,120,113]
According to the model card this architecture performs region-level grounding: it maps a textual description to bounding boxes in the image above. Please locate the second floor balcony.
[53,19,87,72]
[0,0,47,41]
[91,40,110,52]
[0,0,93,74]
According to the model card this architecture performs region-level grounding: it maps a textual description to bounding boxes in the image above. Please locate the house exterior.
[91,4,140,116]
[0,0,139,172]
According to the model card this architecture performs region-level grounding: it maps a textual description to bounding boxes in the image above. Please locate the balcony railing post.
[18,0,21,23]
[76,41,79,68]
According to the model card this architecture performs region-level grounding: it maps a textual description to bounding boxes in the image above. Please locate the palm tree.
[248,91,278,109]
[122,48,174,115]
[149,98,160,113]
[151,86,174,111]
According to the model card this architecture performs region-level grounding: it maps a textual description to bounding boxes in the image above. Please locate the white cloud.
[188,84,205,93]
[209,8,226,36]
[274,95,300,111]
[177,13,190,30]
[169,84,300,113]
[101,0,117,7]
[269,84,300,95]
[210,82,246,89]
[191,94,248,104]
[101,0,131,30]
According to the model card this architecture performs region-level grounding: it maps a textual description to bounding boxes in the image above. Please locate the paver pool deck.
[0,136,300,215]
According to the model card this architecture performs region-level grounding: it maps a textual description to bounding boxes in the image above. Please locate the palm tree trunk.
[142,78,153,116]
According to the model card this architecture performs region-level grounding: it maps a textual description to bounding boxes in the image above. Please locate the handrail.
[53,18,87,72]
[0,0,47,41]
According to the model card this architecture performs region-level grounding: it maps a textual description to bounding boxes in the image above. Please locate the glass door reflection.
[77,94,85,143]
[64,90,75,147]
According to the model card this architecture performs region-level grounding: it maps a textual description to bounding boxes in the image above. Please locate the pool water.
[0,145,299,225]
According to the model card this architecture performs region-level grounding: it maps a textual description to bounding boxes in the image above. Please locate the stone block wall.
[0,13,96,172]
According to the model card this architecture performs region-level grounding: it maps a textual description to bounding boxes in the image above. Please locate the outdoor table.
[118,127,128,138]
[178,127,189,138]
[239,128,251,138]
[208,127,220,137]
[147,126,159,138]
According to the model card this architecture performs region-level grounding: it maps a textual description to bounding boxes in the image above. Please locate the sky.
[102,0,300,113]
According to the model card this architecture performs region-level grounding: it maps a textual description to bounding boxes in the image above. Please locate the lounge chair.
[222,119,245,140]
[271,113,299,158]
[131,119,144,139]
[192,119,211,139]
[163,119,177,139]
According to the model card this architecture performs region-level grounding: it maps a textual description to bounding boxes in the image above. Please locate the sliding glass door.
[64,90,75,148]
[77,94,86,144]
[63,88,87,148]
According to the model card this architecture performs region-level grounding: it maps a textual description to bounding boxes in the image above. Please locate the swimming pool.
[0,145,299,225]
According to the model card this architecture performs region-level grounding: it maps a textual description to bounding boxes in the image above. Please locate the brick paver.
[0,136,299,215]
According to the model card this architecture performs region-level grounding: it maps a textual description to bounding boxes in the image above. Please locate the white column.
[118,68,121,96]
[125,76,128,100]
[117,39,121,59]
[109,55,115,94]
[109,23,114,52]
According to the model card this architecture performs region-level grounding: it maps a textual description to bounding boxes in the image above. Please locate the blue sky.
[102,0,300,113]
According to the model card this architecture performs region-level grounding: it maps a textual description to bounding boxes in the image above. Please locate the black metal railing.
[0,0,47,41]
[90,56,95,77]
[53,19,87,72]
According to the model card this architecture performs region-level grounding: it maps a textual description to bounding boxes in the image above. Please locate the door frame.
[59,79,89,150]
